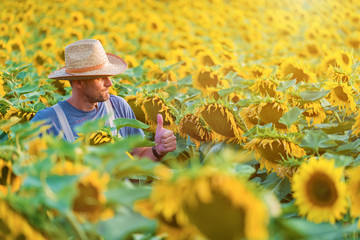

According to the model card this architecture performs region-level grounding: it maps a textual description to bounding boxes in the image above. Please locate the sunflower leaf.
[105,186,152,207]
[113,118,150,130]
[336,138,360,152]
[277,79,297,93]
[279,107,303,129]
[299,90,331,101]
[300,130,337,153]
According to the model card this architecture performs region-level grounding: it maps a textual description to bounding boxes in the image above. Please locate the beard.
[85,90,110,103]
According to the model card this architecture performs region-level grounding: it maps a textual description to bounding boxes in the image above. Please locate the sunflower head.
[192,67,222,92]
[142,94,178,132]
[198,101,246,143]
[244,131,306,178]
[179,113,214,148]
[124,94,147,124]
[249,77,283,98]
[324,81,357,113]
[347,165,360,217]
[279,57,316,83]
[0,158,21,194]
[292,156,347,224]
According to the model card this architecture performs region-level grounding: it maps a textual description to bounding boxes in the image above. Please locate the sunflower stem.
[65,211,89,240]
[334,111,342,123]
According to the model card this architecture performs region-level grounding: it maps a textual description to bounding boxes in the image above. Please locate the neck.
[67,95,98,111]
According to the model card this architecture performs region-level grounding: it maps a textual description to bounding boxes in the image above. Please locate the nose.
[104,77,113,87]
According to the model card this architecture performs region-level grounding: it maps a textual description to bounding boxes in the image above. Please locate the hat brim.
[48,53,128,80]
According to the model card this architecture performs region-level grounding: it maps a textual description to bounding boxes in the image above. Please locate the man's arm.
[131,114,177,161]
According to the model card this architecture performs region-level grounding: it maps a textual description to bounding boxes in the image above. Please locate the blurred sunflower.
[179,167,269,240]
[245,65,273,79]
[196,50,220,67]
[41,37,57,51]
[347,165,360,218]
[0,199,46,239]
[292,157,347,224]
[3,106,36,123]
[346,31,360,50]
[52,161,112,222]
[142,95,178,132]
[33,51,52,75]
[193,67,224,93]
[219,62,247,79]
[323,81,357,112]
[124,94,147,124]
[0,23,9,37]
[179,114,214,148]
[279,58,316,83]
[199,102,246,143]
[69,11,84,26]
[320,50,353,74]
[0,76,5,97]
[326,65,352,84]
[0,158,21,194]
[76,130,114,145]
[244,133,306,178]
[64,28,83,41]
[6,38,25,53]
[249,77,282,98]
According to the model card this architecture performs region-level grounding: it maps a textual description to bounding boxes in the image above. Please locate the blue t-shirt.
[31,95,144,139]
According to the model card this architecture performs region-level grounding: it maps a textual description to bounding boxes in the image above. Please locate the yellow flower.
[180,167,269,240]
[249,78,281,98]
[192,67,221,92]
[0,199,46,239]
[292,157,348,224]
[0,159,21,194]
[324,81,357,112]
[347,165,360,218]
[196,50,220,67]
[279,58,316,83]
[0,76,5,97]
[6,38,25,53]
[52,161,111,222]
[244,135,306,178]
[179,114,214,148]
[142,95,178,133]
[199,103,246,143]
[124,94,147,124]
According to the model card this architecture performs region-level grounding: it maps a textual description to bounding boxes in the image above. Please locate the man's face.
[82,77,113,103]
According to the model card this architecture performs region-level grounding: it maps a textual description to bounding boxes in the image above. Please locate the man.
[31,39,176,161]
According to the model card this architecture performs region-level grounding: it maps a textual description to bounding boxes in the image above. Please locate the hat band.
[65,62,106,74]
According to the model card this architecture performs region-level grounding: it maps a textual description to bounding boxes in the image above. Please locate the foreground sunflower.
[0,199,46,239]
[179,113,214,148]
[124,94,147,124]
[279,57,316,83]
[292,156,347,224]
[244,133,306,178]
[346,165,360,218]
[0,158,21,194]
[52,161,111,222]
[198,102,246,143]
[179,167,269,240]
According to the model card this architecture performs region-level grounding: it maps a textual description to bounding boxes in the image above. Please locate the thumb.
[156,113,163,132]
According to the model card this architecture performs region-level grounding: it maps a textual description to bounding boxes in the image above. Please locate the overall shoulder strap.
[104,99,119,137]
[52,104,76,142]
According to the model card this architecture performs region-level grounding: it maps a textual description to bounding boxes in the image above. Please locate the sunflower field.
[1,0,360,239]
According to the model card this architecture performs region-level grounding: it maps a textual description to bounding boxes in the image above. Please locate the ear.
[71,80,84,89]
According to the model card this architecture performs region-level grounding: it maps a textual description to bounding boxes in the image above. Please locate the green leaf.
[105,186,151,207]
[300,130,338,153]
[12,84,38,94]
[261,173,291,200]
[177,75,192,87]
[323,153,354,167]
[113,118,150,130]
[277,79,297,93]
[218,86,242,97]
[279,107,303,129]
[97,213,156,240]
[316,121,354,134]
[234,164,256,179]
[299,90,331,101]
[337,138,360,152]
[161,61,183,72]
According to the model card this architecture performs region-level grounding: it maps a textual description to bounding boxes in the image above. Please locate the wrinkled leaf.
[299,90,331,101]
[113,118,150,130]
[279,107,303,129]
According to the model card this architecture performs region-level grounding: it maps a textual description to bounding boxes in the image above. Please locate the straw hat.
[48,39,127,80]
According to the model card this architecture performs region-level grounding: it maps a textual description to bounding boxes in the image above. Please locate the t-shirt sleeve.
[30,107,62,137]
[110,95,145,138]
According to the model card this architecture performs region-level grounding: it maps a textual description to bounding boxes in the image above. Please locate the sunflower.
[0,199,46,239]
[76,130,115,145]
[324,81,357,112]
[179,167,269,240]
[134,166,199,240]
[179,114,214,148]
[249,77,282,98]
[52,161,112,222]
[6,38,25,53]
[69,11,84,26]
[300,102,327,126]
[124,94,147,123]
[279,58,316,83]
[196,50,219,67]
[218,62,247,79]
[244,134,306,178]
[0,76,5,97]
[142,95,178,132]
[41,37,57,51]
[326,65,351,84]
[347,165,360,218]
[320,50,354,74]
[346,31,360,49]
[192,67,222,92]
[33,51,52,75]
[198,102,246,143]
[64,28,83,40]
[292,156,348,224]
[0,158,21,194]
[245,65,273,79]
[0,23,9,37]
[3,106,36,123]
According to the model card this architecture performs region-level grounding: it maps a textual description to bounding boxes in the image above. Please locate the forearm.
[131,147,164,162]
